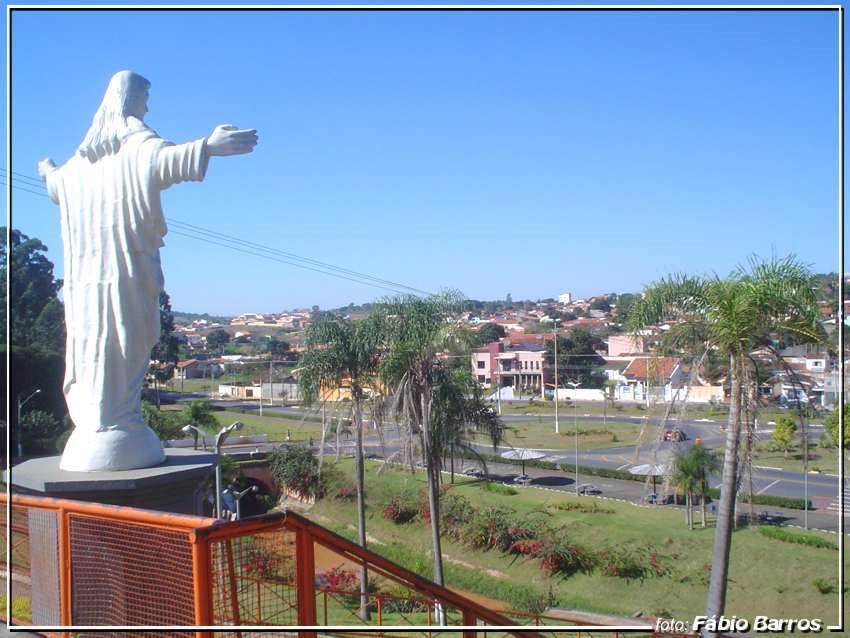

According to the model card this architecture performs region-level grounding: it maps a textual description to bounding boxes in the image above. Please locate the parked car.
[664,428,687,442]
[578,484,602,495]
[462,468,482,477]
[512,474,532,485]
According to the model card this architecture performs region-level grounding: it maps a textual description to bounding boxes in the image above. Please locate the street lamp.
[224,484,259,520]
[181,424,207,450]
[567,380,581,494]
[553,324,560,434]
[16,388,41,458]
[215,421,243,518]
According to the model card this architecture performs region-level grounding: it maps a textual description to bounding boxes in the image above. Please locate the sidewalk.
[454,459,846,535]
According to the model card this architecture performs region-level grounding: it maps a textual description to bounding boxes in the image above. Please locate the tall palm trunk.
[317,403,328,477]
[352,390,370,621]
[705,354,743,627]
[687,492,693,530]
[700,481,707,529]
[421,385,445,589]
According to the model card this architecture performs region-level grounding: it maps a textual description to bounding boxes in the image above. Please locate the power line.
[166,218,432,296]
[168,228,419,296]
[2,172,432,296]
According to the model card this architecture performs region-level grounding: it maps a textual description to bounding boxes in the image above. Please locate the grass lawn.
[752,442,844,475]
[305,459,847,632]
[212,409,325,442]
[472,419,646,450]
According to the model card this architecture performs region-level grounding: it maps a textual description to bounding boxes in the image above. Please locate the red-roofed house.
[618,356,685,402]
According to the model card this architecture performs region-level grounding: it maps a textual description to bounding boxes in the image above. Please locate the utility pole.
[269,358,274,407]
[553,326,560,434]
[567,380,582,494]
[16,388,41,458]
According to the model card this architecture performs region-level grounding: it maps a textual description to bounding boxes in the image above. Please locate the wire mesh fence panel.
[68,513,195,634]
[312,538,466,634]
[211,528,299,629]
[27,508,60,625]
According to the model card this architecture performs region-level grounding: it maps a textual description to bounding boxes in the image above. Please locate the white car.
[578,484,602,495]
[512,474,532,485]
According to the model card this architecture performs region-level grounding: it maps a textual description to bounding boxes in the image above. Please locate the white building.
[558,292,572,305]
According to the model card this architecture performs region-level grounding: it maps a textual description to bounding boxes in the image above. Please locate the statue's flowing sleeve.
[154,137,209,190]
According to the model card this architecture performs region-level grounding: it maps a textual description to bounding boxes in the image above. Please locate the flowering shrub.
[537,540,594,576]
[268,445,323,499]
[315,566,359,593]
[509,539,544,556]
[243,545,290,582]
[382,497,418,524]
[335,486,356,500]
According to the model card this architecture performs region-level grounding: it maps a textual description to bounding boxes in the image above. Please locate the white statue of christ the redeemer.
[38,70,258,472]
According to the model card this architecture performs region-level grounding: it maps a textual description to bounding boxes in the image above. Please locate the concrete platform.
[5,448,216,515]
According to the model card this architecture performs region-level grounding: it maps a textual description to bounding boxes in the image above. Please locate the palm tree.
[672,450,698,529]
[297,312,383,620]
[627,255,822,623]
[432,366,506,483]
[377,292,468,590]
[673,444,722,529]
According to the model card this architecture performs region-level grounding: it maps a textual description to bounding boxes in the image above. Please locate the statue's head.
[78,70,151,162]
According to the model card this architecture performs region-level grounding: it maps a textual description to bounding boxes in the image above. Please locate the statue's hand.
[37,158,56,180]
[206,124,258,157]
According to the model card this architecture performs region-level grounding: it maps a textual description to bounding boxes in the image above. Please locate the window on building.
[246,389,253,398]
[477,361,486,369]
[478,375,486,383]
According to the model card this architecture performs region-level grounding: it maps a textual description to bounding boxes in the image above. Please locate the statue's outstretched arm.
[37,157,56,180]
[206,124,258,157]
[37,158,60,204]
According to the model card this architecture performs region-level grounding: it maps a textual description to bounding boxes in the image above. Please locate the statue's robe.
[45,125,207,470]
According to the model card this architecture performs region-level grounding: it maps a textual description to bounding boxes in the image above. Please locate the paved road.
[184,395,846,526]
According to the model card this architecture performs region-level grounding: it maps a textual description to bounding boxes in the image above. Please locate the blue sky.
[7,6,840,315]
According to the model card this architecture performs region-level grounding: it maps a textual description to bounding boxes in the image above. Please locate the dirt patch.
[344,524,386,546]
[444,554,505,579]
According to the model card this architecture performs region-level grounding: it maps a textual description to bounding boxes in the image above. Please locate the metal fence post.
[295,528,317,638]
[190,530,213,638]
[463,610,477,638]
[57,508,72,631]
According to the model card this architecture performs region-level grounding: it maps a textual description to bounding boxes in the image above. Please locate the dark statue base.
[5,448,216,515]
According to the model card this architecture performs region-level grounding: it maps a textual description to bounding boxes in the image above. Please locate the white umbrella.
[501,448,547,475]
[628,463,668,493]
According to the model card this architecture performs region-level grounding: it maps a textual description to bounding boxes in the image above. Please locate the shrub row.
[381,488,667,581]
[759,526,837,550]
[705,488,812,511]
[466,451,813,510]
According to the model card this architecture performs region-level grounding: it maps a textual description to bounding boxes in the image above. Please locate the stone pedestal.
[5,448,216,515]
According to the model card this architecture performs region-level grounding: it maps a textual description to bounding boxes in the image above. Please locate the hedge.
[464,450,813,510]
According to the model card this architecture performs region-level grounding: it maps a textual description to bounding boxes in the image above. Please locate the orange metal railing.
[3,493,559,637]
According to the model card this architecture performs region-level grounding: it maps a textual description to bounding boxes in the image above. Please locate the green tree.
[474,322,505,346]
[206,328,231,351]
[141,401,184,441]
[2,229,64,350]
[30,298,66,354]
[614,293,638,325]
[20,408,65,454]
[627,255,823,620]
[267,337,291,357]
[824,404,848,448]
[378,291,468,590]
[181,400,219,432]
[152,291,179,364]
[545,329,606,388]
[298,313,384,620]
[771,415,797,458]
